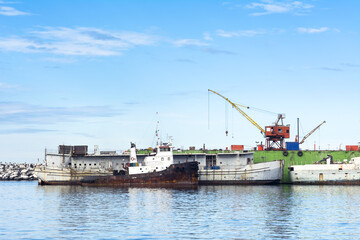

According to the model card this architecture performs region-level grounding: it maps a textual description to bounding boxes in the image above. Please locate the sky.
[0,0,359,163]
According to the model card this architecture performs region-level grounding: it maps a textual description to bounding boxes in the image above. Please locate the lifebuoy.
[283,150,289,156]
[297,151,303,157]
[130,157,135,161]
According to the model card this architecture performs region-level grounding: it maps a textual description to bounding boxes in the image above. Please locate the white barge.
[35,146,117,185]
[288,155,360,185]
[198,152,284,185]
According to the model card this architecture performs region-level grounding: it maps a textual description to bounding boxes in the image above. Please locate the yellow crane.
[208,89,265,135]
[299,121,326,144]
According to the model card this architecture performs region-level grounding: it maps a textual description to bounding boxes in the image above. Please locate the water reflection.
[2,182,360,239]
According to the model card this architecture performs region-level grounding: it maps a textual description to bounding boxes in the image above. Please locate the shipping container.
[210,166,221,170]
[73,145,88,155]
[346,145,359,151]
[58,145,73,154]
[257,145,264,151]
[231,145,244,151]
[286,142,300,151]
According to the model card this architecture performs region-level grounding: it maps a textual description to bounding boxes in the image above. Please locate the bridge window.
[160,147,170,152]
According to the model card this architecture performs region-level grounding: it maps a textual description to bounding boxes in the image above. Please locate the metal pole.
[297,118,299,142]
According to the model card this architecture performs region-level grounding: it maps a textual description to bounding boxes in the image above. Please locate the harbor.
[2,139,360,185]
[30,141,360,185]
[1,0,359,239]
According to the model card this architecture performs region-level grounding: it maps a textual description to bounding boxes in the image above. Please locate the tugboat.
[289,155,360,185]
[83,140,199,187]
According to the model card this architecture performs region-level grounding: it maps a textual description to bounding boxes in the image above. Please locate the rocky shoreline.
[0,163,39,181]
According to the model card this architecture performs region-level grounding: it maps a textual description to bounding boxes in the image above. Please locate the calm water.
[1,182,360,239]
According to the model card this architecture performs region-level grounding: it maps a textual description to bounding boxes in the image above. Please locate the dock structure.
[254,150,360,183]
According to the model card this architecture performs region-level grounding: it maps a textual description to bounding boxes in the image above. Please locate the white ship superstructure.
[128,142,174,175]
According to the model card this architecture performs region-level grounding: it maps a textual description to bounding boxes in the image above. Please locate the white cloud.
[173,39,209,47]
[216,29,266,38]
[203,32,213,41]
[297,27,329,34]
[0,101,124,124]
[0,27,159,56]
[43,57,76,63]
[246,1,313,16]
[0,6,29,16]
[0,37,119,56]
[0,82,18,90]
[32,27,156,46]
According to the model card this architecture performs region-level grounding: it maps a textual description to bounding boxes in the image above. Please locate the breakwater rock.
[0,163,39,181]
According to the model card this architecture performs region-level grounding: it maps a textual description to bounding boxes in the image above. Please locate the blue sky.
[0,0,359,162]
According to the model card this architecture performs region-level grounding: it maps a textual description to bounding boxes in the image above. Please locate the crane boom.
[299,121,326,144]
[208,89,265,134]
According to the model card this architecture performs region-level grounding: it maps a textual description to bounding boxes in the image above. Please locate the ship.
[198,151,284,185]
[254,150,360,183]
[82,142,198,187]
[288,155,360,184]
[35,141,199,187]
[35,145,116,185]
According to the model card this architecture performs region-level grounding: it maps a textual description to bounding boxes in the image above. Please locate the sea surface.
[1,181,360,239]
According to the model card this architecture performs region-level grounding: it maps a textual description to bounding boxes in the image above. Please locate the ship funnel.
[130,142,137,163]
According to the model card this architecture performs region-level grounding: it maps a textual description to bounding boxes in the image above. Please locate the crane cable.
[208,89,265,135]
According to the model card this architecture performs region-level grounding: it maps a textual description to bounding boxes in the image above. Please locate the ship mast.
[156,112,160,146]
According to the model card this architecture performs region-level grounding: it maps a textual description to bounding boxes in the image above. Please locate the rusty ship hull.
[36,162,198,187]
[82,162,199,187]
